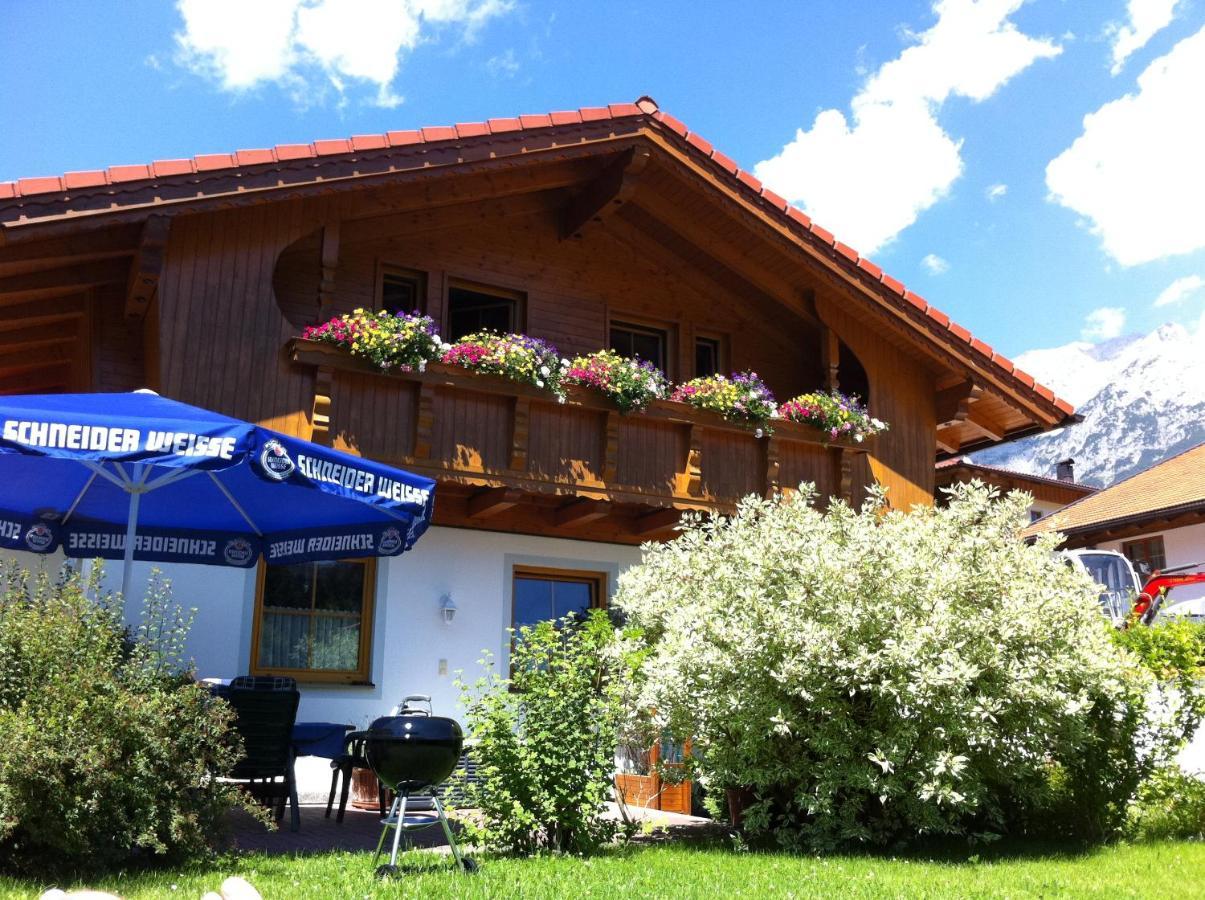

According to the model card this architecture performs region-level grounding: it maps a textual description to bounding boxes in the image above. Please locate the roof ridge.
[940,457,1096,492]
[0,94,1075,420]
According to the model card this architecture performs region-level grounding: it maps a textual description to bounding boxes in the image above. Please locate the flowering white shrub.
[615,483,1177,847]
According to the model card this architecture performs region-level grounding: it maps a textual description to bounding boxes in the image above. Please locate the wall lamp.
[439,593,457,625]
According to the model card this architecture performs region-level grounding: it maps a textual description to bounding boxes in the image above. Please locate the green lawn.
[3,840,1205,899]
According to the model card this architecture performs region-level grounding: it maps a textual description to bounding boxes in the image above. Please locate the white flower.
[561,358,571,368]
[540,365,551,377]
[855,434,864,442]
[557,395,567,404]
[536,380,545,388]
[417,360,427,373]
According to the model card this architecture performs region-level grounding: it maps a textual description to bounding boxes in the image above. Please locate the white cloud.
[754,0,1060,255]
[173,0,511,108]
[485,48,519,78]
[1046,26,1205,266]
[1153,274,1205,307]
[985,182,1007,201]
[1108,0,1180,74]
[921,253,950,274]
[1082,306,1127,341]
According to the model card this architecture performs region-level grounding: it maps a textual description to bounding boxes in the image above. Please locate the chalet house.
[0,97,1075,796]
[1026,442,1205,610]
[936,456,1095,522]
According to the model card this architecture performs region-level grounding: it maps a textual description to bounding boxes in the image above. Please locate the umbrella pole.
[120,467,146,602]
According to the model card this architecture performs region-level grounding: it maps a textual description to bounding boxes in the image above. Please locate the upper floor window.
[379,267,425,315]
[610,320,668,372]
[1122,535,1167,576]
[512,566,606,631]
[695,336,722,378]
[251,559,376,684]
[448,282,521,340]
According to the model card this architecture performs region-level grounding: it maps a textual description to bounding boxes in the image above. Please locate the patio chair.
[326,730,389,823]
[225,685,302,832]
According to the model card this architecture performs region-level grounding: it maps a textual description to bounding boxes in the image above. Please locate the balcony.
[289,339,871,540]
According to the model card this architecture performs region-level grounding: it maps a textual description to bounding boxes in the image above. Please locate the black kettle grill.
[367,695,475,876]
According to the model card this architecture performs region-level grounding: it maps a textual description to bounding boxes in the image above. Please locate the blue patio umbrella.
[0,391,436,597]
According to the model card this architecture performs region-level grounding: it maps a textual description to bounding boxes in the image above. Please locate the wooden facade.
[0,99,1076,544]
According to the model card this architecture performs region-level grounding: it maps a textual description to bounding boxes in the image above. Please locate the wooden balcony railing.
[289,339,871,515]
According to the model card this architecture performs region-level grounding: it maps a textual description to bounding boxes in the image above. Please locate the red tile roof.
[935,456,1097,495]
[0,95,1074,422]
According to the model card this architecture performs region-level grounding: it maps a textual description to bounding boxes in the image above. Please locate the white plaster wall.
[3,527,643,797]
[1098,521,1205,609]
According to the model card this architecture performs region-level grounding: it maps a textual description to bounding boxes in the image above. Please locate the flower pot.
[726,786,755,829]
[351,767,383,811]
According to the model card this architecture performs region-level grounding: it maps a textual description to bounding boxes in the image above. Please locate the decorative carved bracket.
[124,216,170,321]
[509,396,530,472]
[764,434,781,498]
[467,487,521,519]
[318,221,340,317]
[310,366,334,445]
[554,499,612,527]
[602,411,619,483]
[632,507,680,537]
[412,382,435,459]
[676,424,703,497]
[560,147,651,241]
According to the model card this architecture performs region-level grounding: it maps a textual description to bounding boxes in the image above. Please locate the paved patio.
[224,802,718,856]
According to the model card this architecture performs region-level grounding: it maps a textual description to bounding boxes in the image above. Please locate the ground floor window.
[511,565,606,630]
[1122,535,1167,575]
[251,559,376,684]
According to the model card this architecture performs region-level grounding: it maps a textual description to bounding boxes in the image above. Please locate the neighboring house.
[0,97,1074,796]
[1025,442,1205,608]
[936,456,1096,523]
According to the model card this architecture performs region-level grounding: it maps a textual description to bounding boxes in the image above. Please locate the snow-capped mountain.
[973,323,1205,487]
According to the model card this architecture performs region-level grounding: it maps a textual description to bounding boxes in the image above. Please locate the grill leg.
[432,795,468,872]
[388,792,409,867]
[373,795,399,866]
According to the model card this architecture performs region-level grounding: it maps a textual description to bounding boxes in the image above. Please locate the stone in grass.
[220,876,263,900]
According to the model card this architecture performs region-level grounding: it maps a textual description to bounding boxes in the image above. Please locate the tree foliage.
[0,564,252,875]
[615,483,1190,848]
[453,610,639,855]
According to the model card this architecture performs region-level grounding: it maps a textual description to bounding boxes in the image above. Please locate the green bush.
[1127,765,1205,840]
[0,564,251,875]
[453,610,639,855]
[615,483,1181,849]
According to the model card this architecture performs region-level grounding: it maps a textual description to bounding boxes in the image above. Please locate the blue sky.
[4,0,1204,359]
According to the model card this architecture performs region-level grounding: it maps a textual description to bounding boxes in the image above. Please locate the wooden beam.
[553,499,613,527]
[317,221,340,317]
[0,344,74,378]
[124,216,169,321]
[935,428,960,455]
[0,364,73,394]
[622,199,822,328]
[0,294,88,319]
[821,326,840,391]
[935,380,976,426]
[631,507,680,537]
[0,224,141,278]
[0,257,128,303]
[561,147,651,240]
[467,487,522,519]
[964,403,1006,442]
[343,192,561,244]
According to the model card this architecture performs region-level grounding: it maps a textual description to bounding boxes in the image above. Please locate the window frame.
[375,264,428,316]
[249,557,378,685]
[608,317,673,376]
[446,278,525,339]
[510,565,608,630]
[1121,535,1167,575]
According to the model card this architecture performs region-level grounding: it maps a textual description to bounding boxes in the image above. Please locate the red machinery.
[1132,561,1205,625]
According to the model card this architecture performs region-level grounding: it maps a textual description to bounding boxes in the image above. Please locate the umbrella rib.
[61,468,100,525]
[82,460,131,491]
[207,471,263,536]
